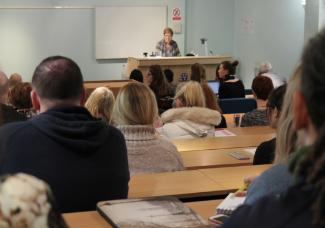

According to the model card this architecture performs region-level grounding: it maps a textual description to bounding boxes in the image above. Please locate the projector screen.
[95,6,167,59]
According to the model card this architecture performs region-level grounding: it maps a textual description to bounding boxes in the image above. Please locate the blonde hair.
[274,65,301,163]
[85,87,115,124]
[175,81,206,107]
[112,82,158,125]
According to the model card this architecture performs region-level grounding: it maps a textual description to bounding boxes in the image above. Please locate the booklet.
[97,196,213,228]
[216,193,246,215]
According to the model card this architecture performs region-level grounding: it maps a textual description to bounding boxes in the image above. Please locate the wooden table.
[199,165,271,194]
[128,165,270,199]
[63,200,223,227]
[173,133,274,152]
[182,148,254,170]
[128,170,220,199]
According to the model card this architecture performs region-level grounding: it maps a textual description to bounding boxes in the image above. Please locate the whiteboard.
[95,6,167,59]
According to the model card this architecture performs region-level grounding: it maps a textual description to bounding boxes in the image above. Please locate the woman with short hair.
[85,87,115,124]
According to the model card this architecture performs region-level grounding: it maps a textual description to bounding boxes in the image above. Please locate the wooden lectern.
[127,56,232,83]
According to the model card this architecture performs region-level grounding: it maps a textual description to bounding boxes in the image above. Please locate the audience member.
[190,63,227,128]
[145,64,175,112]
[8,82,36,118]
[112,82,184,175]
[160,81,221,139]
[129,69,143,83]
[0,56,130,213]
[240,76,274,127]
[164,68,177,92]
[217,60,245,98]
[0,173,67,228]
[245,66,300,205]
[223,28,325,228]
[258,61,286,88]
[253,84,287,165]
[85,87,115,124]
[0,71,27,126]
[8,73,22,89]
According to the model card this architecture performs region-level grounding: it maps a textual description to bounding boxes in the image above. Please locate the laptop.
[207,80,220,94]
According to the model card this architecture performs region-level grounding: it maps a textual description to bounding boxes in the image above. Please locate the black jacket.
[218,76,245,99]
[0,103,27,126]
[253,137,276,165]
[0,106,130,213]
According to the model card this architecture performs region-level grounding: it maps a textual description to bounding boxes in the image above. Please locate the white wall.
[185,0,234,56]
[0,0,306,87]
[0,0,185,81]
[233,0,305,88]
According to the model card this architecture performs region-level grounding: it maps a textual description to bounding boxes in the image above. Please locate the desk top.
[182,148,254,170]
[129,165,270,199]
[199,165,271,194]
[173,133,275,152]
[63,200,223,228]
[128,169,220,199]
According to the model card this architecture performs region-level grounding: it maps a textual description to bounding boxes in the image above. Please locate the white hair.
[259,61,272,74]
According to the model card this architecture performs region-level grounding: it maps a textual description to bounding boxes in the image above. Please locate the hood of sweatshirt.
[161,107,221,126]
[30,106,108,154]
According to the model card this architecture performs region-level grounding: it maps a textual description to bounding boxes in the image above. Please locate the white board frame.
[95,6,167,59]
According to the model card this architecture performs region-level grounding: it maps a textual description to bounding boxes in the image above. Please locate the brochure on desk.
[97,196,212,228]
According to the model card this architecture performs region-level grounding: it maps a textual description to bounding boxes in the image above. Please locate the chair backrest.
[219,98,257,114]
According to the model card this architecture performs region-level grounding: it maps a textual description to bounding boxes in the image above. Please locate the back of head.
[8,82,33,109]
[267,84,287,113]
[164,69,174,83]
[175,81,206,107]
[252,75,274,100]
[130,69,143,83]
[0,173,67,228]
[190,63,206,82]
[295,28,325,228]
[32,56,84,101]
[113,82,158,125]
[149,64,168,96]
[0,71,9,102]
[259,61,272,74]
[85,87,115,123]
[8,73,22,89]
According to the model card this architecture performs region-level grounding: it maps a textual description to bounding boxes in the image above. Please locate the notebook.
[216,193,246,215]
[97,196,211,227]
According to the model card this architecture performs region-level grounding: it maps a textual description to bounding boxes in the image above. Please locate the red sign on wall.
[172,8,181,21]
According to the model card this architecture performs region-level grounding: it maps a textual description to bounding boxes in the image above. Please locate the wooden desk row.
[182,147,254,170]
[63,200,222,228]
[128,165,271,199]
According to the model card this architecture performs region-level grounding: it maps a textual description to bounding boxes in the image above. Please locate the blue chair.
[219,98,257,114]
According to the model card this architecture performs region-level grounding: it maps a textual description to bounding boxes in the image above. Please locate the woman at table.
[190,63,227,128]
[160,81,221,139]
[145,64,175,113]
[112,82,184,175]
[253,84,287,165]
[156,27,180,57]
[240,75,274,127]
[217,60,245,99]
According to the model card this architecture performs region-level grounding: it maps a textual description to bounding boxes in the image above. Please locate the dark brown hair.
[149,65,169,97]
[163,27,173,36]
[252,76,274,100]
[32,56,83,101]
